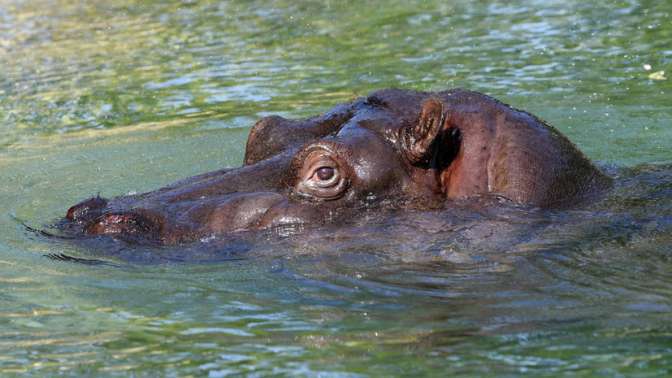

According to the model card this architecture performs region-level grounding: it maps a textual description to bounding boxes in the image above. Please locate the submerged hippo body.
[63,89,611,245]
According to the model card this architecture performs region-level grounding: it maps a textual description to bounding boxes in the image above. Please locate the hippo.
[62,88,611,245]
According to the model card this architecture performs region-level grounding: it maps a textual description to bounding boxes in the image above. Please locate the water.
[1,0,671,375]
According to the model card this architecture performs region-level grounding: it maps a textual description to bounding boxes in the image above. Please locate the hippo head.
[63,89,610,245]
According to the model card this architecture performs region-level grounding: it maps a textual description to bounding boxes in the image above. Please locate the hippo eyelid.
[290,141,344,173]
[301,141,340,156]
[291,142,351,200]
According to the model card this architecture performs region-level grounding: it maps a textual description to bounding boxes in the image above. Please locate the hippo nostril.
[85,211,161,236]
[66,196,108,222]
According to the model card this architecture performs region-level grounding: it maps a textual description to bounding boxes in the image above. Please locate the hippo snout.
[66,196,108,223]
[63,191,293,244]
[65,197,170,242]
[85,211,163,236]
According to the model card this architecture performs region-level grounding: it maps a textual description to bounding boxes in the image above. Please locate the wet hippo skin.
[63,88,611,245]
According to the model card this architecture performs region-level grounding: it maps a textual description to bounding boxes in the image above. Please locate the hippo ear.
[400,98,446,165]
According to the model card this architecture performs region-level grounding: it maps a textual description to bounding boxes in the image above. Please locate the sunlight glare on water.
[0,0,671,375]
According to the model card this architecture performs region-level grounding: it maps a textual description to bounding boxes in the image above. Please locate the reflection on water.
[1,0,672,375]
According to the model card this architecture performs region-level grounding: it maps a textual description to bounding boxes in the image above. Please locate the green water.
[1,0,672,375]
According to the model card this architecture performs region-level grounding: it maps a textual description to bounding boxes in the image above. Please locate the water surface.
[1,0,671,375]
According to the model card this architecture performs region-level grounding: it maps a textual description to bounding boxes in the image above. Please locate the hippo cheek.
[184,192,286,235]
[254,199,338,231]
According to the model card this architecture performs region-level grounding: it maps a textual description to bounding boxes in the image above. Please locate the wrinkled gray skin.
[63,89,611,245]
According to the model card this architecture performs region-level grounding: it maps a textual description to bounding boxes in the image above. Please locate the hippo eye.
[295,149,349,200]
[315,166,335,181]
[309,165,340,189]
